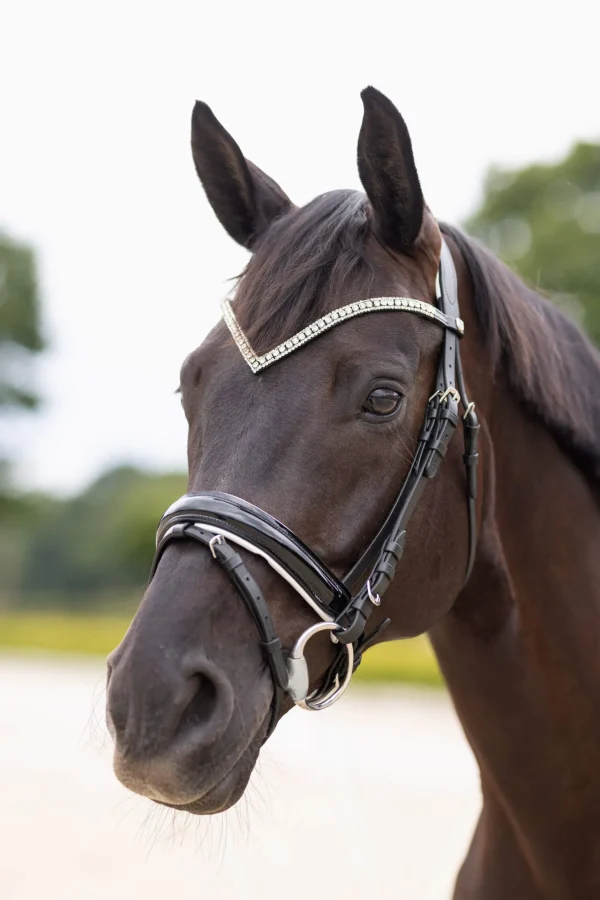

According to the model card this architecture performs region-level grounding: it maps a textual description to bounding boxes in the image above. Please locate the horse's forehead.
[225,292,444,376]
[194,311,427,402]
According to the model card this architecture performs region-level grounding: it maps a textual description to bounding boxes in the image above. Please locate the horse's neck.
[430,381,600,896]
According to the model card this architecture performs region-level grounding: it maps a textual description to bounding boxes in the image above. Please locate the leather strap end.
[261,637,289,691]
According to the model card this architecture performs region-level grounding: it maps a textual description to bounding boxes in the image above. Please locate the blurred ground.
[0,655,480,900]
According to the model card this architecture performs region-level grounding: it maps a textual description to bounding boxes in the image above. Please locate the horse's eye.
[363,388,403,417]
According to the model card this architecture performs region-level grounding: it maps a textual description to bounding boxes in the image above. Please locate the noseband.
[149,239,480,739]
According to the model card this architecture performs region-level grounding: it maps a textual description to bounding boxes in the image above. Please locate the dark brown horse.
[106,87,600,898]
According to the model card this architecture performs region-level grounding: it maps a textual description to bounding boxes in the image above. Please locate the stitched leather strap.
[342,239,476,594]
[336,239,478,643]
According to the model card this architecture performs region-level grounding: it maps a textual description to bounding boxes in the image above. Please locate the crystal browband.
[221,296,465,374]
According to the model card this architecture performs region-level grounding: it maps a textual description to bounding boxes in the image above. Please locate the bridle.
[149,238,480,739]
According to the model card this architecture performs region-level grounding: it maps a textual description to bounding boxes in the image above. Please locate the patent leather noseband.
[149,239,480,739]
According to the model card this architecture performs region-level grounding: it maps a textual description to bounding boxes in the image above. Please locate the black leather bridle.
[149,239,480,738]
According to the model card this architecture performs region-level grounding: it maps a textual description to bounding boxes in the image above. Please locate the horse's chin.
[112,704,269,816]
[158,739,261,815]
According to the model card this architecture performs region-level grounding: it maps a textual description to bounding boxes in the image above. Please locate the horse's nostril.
[171,657,235,748]
[178,673,219,734]
[107,651,236,763]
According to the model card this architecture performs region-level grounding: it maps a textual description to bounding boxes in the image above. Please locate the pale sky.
[1,0,598,495]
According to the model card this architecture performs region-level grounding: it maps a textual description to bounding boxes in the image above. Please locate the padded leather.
[158,492,351,617]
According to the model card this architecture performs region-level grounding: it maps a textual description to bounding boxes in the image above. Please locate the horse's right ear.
[191,102,293,249]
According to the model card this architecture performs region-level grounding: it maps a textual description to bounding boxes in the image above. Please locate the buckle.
[209,533,225,558]
[366,578,381,607]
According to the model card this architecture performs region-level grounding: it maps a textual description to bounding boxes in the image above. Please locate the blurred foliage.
[0,610,442,685]
[0,230,44,408]
[0,229,44,516]
[0,465,186,609]
[466,142,600,343]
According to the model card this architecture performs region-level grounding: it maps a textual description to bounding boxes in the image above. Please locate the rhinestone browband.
[221,296,464,374]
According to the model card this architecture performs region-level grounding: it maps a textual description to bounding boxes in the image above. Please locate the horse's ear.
[357,87,425,250]
[191,101,293,249]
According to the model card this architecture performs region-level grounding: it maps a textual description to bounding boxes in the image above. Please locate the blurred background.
[1,1,598,898]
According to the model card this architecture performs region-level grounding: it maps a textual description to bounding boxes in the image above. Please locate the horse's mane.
[234,190,600,484]
[441,223,600,484]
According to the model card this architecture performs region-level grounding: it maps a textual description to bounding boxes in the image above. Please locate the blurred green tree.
[0,230,45,516]
[465,142,600,343]
[0,230,44,410]
[12,466,187,608]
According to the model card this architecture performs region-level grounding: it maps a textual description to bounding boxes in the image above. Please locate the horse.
[105,87,600,898]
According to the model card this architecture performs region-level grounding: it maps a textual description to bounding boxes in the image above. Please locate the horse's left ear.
[191,101,293,249]
[357,87,425,250]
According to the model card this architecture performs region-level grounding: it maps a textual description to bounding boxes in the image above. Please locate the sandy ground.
[0,654,481,900]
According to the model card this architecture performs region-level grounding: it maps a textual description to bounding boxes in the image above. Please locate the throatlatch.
[149,238,479,739]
